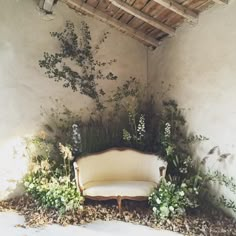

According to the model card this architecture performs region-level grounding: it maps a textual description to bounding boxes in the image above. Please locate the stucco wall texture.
[148,1,236,217]
[0,0,147,200]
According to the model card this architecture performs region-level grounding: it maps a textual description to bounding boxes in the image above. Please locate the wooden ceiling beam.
[152,0,198,22]
[65,0,160,48]
[211,0,228,4]
[109,0,175,35]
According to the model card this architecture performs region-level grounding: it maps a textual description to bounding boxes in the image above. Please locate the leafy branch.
[206,170,236,194]
[39,21,117,108]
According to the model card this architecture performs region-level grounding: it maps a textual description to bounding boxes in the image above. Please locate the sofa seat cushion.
[83,181,157,197]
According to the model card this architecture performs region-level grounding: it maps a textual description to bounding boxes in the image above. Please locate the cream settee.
[73,148,167,212]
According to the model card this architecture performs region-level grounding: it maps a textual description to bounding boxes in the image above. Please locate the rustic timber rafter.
[64,0,227,48]
[212,0,228,4]
[152,0,198,22]
[109,0,175,35]
[65,0,160,48]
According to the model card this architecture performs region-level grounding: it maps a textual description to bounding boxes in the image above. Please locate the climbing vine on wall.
[39,21,117,109]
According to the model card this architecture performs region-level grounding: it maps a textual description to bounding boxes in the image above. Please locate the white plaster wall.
[0,0,147,199]
[148,1,236,217]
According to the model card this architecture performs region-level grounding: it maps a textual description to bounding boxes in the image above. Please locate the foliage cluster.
[24,174,83,214]
[24,135,84,214]
[24,20,236,219]
[39,21,117,110]
[149,179,199,219]
[201,169,236,214]
[120,96,206,220]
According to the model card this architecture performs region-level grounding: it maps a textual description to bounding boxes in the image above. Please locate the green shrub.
[149,179,199,220]
[24,171,84,214]
[24,136,84,214]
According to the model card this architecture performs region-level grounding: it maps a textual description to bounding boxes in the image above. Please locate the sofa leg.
[117,196,122,214]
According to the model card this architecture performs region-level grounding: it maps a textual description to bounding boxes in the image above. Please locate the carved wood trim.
[85,195,148,201]
[159,166,166,177]
[74,147,164,161]
[73,162,84,193]
[85,195,148,213]
[73,148,167,212]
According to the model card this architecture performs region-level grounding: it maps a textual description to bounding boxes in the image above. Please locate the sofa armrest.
[159,166,166,178]
[73,162,84,193]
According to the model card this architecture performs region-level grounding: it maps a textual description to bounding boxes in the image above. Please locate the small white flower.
[152,207,157,212]
[169,206,174,212]
[29,183,34,189]
[179,191,185,196]
[181,183,187,188]
[156,198,161,204]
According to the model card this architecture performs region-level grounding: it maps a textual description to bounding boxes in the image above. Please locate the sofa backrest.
[74,148,167,188]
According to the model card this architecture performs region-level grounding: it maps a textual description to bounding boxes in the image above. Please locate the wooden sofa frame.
[73,148,167,213]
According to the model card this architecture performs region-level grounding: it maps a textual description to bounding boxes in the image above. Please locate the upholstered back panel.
[75,149,167,188]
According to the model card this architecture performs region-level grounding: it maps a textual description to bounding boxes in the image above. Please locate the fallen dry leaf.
[0,195,235,235]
